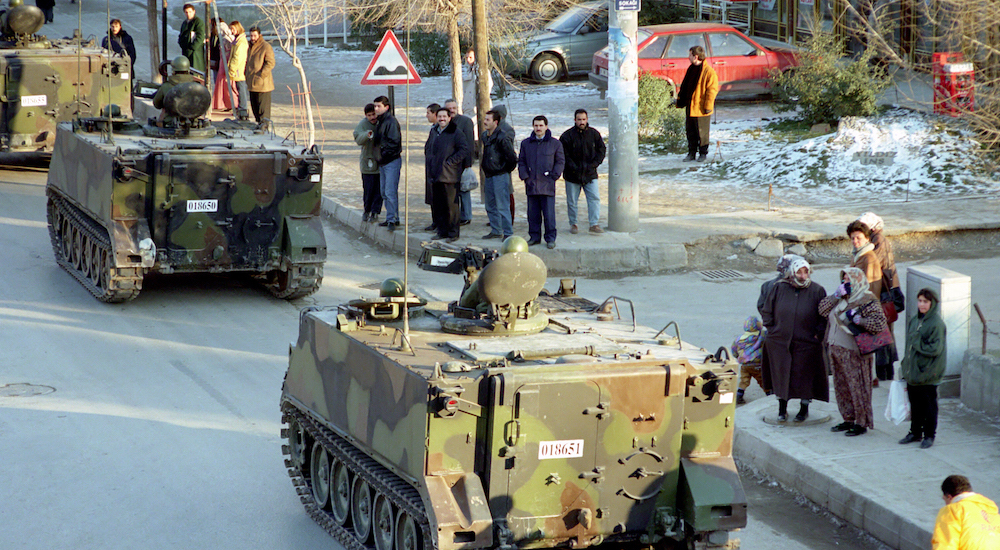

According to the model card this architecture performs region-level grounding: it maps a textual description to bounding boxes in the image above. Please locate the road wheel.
[287,419,307,471]
[395,510,423,550]
[531,53,563,84]
[310,443,331,509]
[373,492,394,550]
[351,477,373,541]
[330,459,351,526]
[70,226,84,270]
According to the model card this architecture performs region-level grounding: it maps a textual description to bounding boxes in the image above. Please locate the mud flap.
[678,456,747,533]
[424,473,493,550]
[283,215,327,264]
[109,218,154,268]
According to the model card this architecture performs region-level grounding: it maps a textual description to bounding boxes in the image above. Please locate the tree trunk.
[448,15,462,110]
[472,0,489,142]
[292,54,315,148]
[147,0,162,83]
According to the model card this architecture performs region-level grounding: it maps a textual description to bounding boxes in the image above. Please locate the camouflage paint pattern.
[46,117,325,275]
[0,29,131,153]
[282,284,747,550]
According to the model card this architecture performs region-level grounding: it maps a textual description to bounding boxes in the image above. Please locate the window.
[708,33,757,57]
[639,35,668,59]
[664,33,706,59]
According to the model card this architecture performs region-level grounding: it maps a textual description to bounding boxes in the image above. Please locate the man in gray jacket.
[353,103,382,223]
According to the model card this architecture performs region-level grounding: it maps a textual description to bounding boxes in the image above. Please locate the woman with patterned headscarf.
[760,257,829,423]
[818,267,889,437]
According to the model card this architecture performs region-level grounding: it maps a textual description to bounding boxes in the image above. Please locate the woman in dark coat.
[899,288,946,449]
[819,267,889,437]
[761,257,829,422]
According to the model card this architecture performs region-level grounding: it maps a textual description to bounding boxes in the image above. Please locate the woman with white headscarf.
[856,211,903,382]
[761,257,829,423]
[818,267,889,437]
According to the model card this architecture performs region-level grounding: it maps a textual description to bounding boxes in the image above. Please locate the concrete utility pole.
[147,0,162,82]
[607,1,639,233]
[472,0,489,142]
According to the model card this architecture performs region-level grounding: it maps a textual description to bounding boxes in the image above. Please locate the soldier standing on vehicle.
[152,56,196,127]
[178,4,206,73]
[559,109,606,234]
[480,109,517,240]
[676,45,718,162]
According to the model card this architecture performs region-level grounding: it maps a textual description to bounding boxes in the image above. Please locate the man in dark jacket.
[425,108,470,242]
[178,4,206,73]
[373,95,402,230]
[103,19,137,71]
[481,109,517,239]
[559,109,606,235]
[445,99,475,226]
[518,115,564,249]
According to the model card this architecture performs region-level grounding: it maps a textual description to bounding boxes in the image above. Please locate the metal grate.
[699,269,747,281]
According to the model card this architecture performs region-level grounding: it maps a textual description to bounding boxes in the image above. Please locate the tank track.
[281,401,435,550]
[46,191,143,303]
[264,262,323,300]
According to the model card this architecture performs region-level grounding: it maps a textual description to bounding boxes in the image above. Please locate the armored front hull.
[0,34,131,154]
[282,290,747,550]
[46,119,326,301]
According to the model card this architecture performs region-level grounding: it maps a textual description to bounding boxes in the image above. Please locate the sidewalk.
[321,192,1000,275]
[734,386,1000,550]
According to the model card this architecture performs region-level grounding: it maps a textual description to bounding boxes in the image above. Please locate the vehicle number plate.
[598,67,607,76]
[538,439,584,460]
[21,95,46,107]
[187,199,218,213]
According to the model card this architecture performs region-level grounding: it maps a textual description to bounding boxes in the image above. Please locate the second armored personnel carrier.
[280,241,747,550]
[45,74,326,302]
[0,2,131,154]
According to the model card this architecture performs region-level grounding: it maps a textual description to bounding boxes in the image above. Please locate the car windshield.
[545,6,594,33]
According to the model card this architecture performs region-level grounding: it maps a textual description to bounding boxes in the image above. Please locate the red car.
[589,23,799,94]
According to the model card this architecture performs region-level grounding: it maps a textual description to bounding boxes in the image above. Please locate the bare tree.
[845,1,1000,153]
[251,0,337,147]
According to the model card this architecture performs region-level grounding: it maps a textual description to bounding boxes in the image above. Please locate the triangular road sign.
[361,30,422,85]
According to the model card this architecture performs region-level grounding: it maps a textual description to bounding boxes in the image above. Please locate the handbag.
[881,299,899,324]
[853,324,894,355]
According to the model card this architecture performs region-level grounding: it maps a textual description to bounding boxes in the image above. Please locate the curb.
[733,400,931,550]
[320,196,688,275]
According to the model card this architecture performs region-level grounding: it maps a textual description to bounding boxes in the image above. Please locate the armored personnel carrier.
[280,240,747,550]
[0,1,131,154]
[45,74,326,302]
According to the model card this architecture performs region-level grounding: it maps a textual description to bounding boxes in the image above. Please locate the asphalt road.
[0,165,900,550]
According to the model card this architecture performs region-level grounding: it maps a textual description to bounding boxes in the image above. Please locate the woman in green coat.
[899,288,946,449]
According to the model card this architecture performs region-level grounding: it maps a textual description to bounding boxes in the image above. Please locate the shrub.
[772,30,891,125]
[638,73,683,147]
[408,33,450,76]
[639,1,691,26]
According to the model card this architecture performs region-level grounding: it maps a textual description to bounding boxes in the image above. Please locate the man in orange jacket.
[676,45,719,162]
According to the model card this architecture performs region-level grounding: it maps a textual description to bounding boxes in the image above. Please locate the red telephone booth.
[933,52,974,116]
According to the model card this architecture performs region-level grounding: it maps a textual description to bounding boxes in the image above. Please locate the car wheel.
[531,53,563,84]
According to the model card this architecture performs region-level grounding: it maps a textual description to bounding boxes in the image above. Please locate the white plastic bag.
[884,380,911,425]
